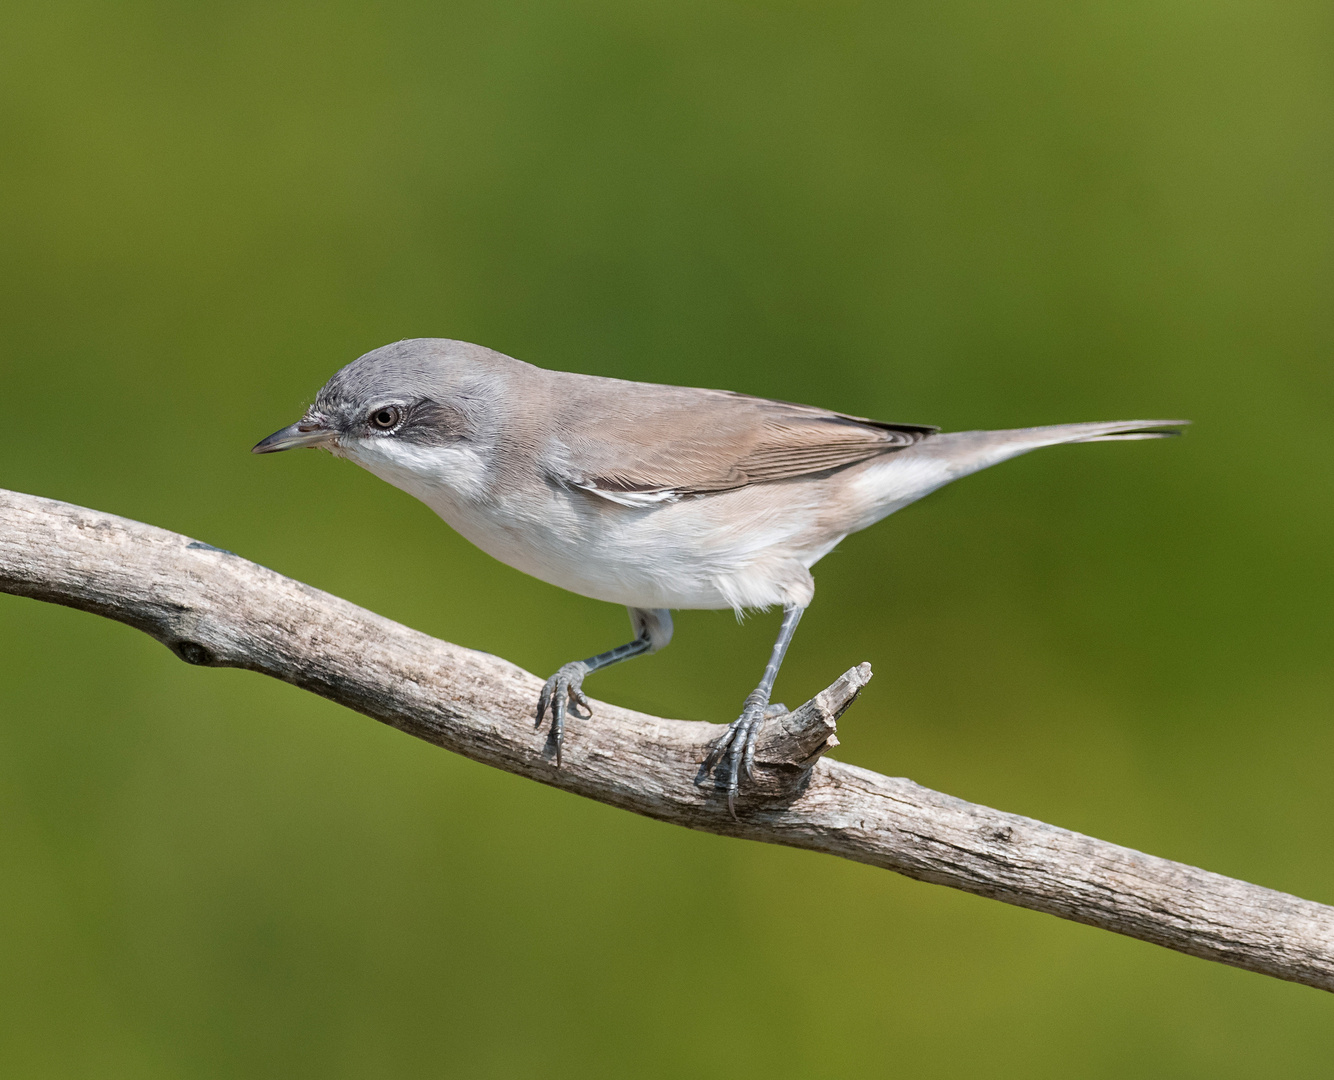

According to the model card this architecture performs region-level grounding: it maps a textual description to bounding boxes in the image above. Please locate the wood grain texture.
[1,486,1332,991]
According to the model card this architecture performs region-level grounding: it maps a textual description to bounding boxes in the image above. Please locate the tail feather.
[852,418,1189,528]
[1083,432,1179,441]
[922,419,1189,473]
[1057,420,1189,442]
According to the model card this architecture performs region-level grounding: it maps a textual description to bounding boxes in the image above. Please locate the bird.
[253,338,1185,815]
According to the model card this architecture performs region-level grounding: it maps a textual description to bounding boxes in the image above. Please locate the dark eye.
[369,405,402,431]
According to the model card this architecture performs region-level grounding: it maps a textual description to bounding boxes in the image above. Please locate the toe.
[568,684,592,720]
[550,695,566,767]
[701,724,735,772]
[725,731,745,813]
[742,718,760,780]
[535,681,553,726]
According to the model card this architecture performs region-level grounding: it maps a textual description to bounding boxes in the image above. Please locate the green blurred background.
[1,0,1332,1075]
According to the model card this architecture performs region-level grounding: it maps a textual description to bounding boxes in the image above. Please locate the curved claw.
[534,661,592,767]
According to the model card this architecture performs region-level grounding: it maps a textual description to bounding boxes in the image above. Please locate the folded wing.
[545,383,937,506]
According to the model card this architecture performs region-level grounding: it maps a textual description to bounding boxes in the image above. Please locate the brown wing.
[544,379,937,505]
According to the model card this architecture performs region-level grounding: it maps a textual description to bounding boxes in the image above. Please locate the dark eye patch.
[394,399,470,445]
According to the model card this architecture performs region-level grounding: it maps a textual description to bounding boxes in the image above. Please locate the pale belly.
[419,483,832,611]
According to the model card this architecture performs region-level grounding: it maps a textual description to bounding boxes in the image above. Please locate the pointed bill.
[251,419,335,454]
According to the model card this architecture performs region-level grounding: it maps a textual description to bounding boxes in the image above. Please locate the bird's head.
[253,338,517,501]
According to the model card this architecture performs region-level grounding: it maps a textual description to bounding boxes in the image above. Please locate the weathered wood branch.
[1,486,1332,991]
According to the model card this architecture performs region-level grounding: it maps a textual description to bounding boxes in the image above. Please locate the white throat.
[337,437,493,505]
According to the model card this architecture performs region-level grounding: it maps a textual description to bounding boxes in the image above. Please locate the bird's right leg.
[535,607,673,766]
[701,604,805,818]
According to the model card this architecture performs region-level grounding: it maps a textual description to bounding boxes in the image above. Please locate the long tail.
[853,419,1189,526]
[933,419,1189,460]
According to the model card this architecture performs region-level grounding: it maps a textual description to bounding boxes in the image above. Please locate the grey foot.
[535,661,592,767]
[700,702,788,818]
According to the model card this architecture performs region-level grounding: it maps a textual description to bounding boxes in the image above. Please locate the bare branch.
[2,487,1331,991]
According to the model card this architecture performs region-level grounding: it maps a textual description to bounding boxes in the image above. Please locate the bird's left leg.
[702,604,805,818]
[535,607,673,766]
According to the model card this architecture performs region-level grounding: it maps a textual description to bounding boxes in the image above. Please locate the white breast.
[338,437,833,612]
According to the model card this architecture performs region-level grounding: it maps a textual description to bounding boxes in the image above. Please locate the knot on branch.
[739,663,872,802]
[170,639,217,666]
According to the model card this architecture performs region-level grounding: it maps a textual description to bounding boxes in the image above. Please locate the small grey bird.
[254,338,1184,813]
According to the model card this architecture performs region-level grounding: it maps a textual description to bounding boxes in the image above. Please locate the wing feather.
[543,381,936,503]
